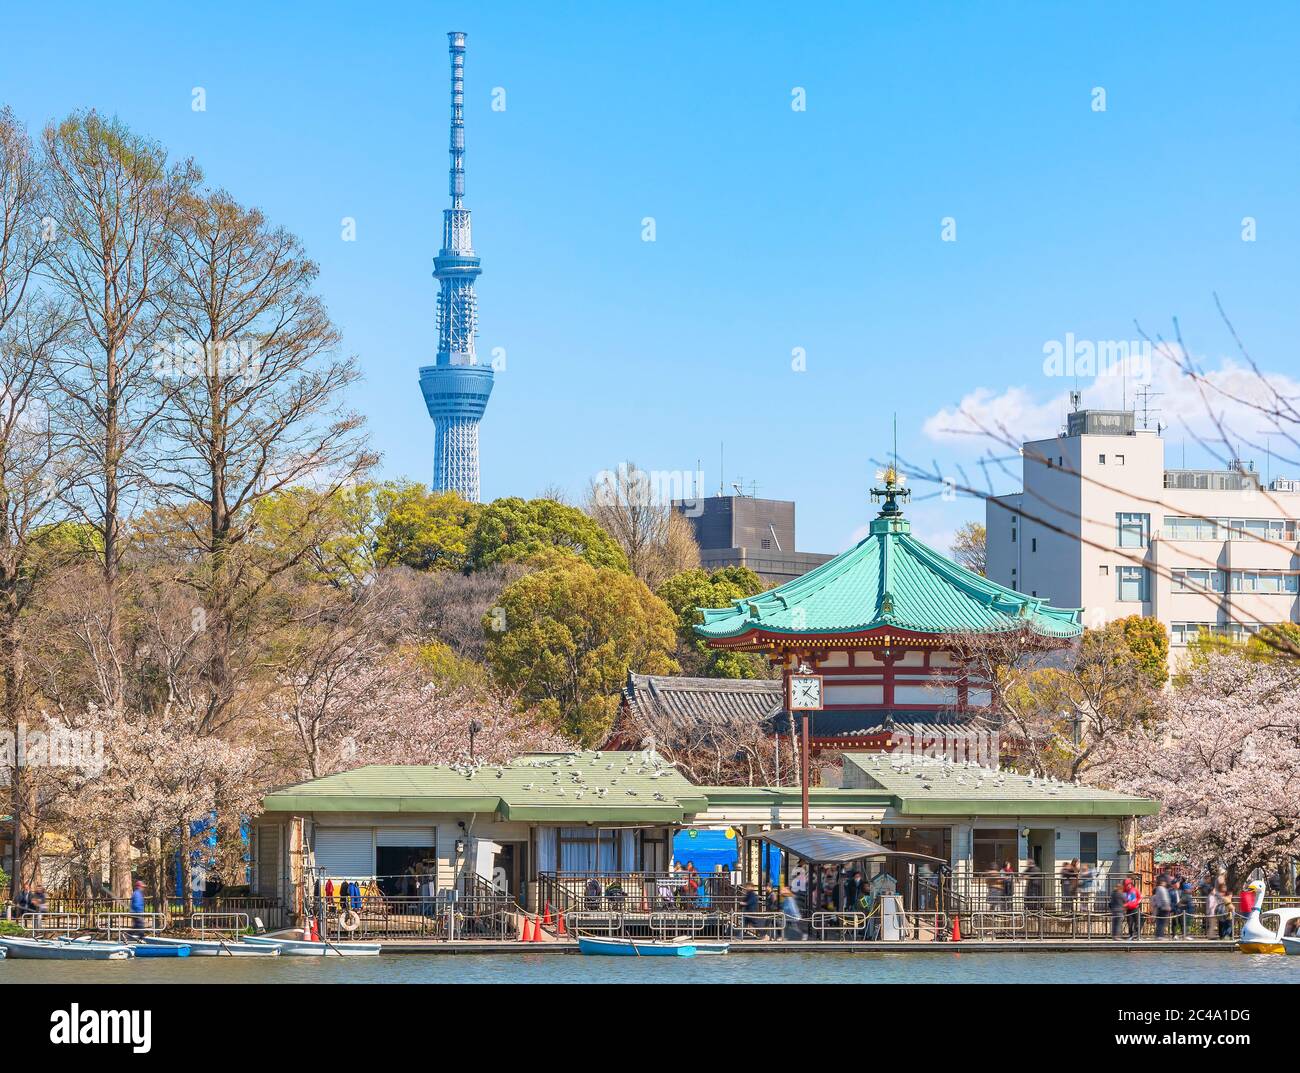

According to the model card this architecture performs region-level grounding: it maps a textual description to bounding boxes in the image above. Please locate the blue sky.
[4,2,1298,553]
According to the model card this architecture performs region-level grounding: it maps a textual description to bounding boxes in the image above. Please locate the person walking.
[779,886,805,940]
[1152,876,1172,939]
[129,879,148,941]
[1122,878,1141,938]
[1108,882,1125,940]
[1061,858,1079,910]
[1217,884,1234,940]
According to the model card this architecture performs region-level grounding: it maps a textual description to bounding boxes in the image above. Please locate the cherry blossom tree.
[1091,652,1300,887]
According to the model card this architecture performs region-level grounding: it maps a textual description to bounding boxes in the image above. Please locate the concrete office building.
[672,495,833,585]
[987,408,1300,658]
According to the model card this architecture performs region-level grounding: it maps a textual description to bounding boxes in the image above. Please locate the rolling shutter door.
[375,827,435,848]
[314,828,374,877]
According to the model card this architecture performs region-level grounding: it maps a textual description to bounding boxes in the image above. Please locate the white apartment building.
[987,409,1300,659]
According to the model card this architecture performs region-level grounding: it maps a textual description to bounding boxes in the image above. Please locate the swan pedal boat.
[243,935,381,956]
[1236,881,1300,955]
[577,934,697,957]
[141,935,280,957]
[0,936,131,960]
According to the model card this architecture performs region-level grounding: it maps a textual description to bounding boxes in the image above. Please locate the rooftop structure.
[673,494,833,585]
[418,31,494,501]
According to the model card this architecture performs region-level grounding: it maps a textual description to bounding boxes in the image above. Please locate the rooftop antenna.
[1135,384,1163,431]
[718,442,724,497]
[1069,390,1082,412]
[1256,430,1275,485]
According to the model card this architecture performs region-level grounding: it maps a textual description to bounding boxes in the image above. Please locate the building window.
[973,828,1020,873]
[1079,832,1098,867]
[1031,537,1037,553]
[1172,568,1224,593]
[1229,570,1299,593]
[1098,565,1109,576]
[1116,512,1150,548]
[760,537,771,550]
[1117,566,1147,602]
[1115,454,1125,466]
[1098,454,1106,465]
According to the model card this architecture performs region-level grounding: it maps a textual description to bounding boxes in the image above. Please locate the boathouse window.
[973,828,1019,873]
[556,827,636,871]
[1079,832,1098,867]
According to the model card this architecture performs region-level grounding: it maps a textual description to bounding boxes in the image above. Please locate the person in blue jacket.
[129,879,147,940]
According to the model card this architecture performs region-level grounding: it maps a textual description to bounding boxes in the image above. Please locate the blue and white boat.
[141,936,279,957]
[577,934,696,957]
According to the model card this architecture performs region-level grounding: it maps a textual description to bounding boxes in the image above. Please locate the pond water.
[2,949,1297,984]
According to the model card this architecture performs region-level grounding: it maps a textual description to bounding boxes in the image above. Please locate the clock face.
[789,675,823,710]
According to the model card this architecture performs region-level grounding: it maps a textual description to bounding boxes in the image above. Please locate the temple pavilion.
[693,469,1083,760]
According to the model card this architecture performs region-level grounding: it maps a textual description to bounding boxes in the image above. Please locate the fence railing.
[537,871,742,916]
[315,891,515,941]
[5,896,285,932]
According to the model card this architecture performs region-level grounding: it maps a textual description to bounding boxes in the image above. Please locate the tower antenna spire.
[418,31,495,501]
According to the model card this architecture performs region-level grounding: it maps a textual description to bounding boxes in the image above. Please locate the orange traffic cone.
[556,911,567,937]
[951,915,961,942]
[542,903,552,926]
[530,915,544,942]
[520,914,533,942]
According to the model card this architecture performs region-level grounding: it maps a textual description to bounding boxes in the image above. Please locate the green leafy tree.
[485,561,678,743]
[374,482,479,572]
[1097,615,1169,687]
[468,497,628,573]
[656,566,771,678]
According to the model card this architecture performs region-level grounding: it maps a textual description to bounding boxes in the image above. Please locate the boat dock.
[368,938,1234,954]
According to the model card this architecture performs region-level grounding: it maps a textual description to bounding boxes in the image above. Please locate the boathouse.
[255,749,1156,927]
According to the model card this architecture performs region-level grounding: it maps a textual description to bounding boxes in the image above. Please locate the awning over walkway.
[758,827,945,865]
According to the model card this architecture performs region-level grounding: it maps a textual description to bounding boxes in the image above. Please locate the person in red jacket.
[1238,882,1257,917]
[1122,878,1142,938]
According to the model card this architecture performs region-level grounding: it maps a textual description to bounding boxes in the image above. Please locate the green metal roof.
[262,751,709,822]
[695,509,1081,642]
[842,754,1159,817]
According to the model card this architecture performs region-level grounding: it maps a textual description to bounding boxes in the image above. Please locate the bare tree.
[0,107,74,889]
[40,112,196,896]
[152,188,373,733]
[586,461,700,589]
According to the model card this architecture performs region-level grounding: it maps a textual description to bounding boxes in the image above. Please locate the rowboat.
[141,936,280,957]
[1282,935,1300,956]
[0,936,131,960]
[242,935,381,956]
[669,936,730,955]
[577,934,696,957]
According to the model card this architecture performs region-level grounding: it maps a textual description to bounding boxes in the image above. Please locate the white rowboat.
[242,935,381,956]
[0,936,131,960]
[140,936,281,957]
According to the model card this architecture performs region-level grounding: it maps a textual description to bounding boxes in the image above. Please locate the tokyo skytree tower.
[419,31,494,501]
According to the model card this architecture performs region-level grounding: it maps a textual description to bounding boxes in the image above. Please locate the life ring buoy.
[338,909,360,932]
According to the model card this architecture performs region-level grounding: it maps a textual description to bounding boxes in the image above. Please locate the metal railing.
[6,895,286,932]
[537,871,743,916]
[94,911,167,938]
[20,911,81,936]
[315,891,515,941]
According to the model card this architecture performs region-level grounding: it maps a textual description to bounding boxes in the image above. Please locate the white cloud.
[923,346,1300,465]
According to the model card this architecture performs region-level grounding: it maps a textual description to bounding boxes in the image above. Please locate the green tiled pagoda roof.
[262,750,709,822]
[695,510,1081,641]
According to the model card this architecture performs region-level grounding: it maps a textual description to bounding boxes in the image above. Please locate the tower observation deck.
[419,30,494,501]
